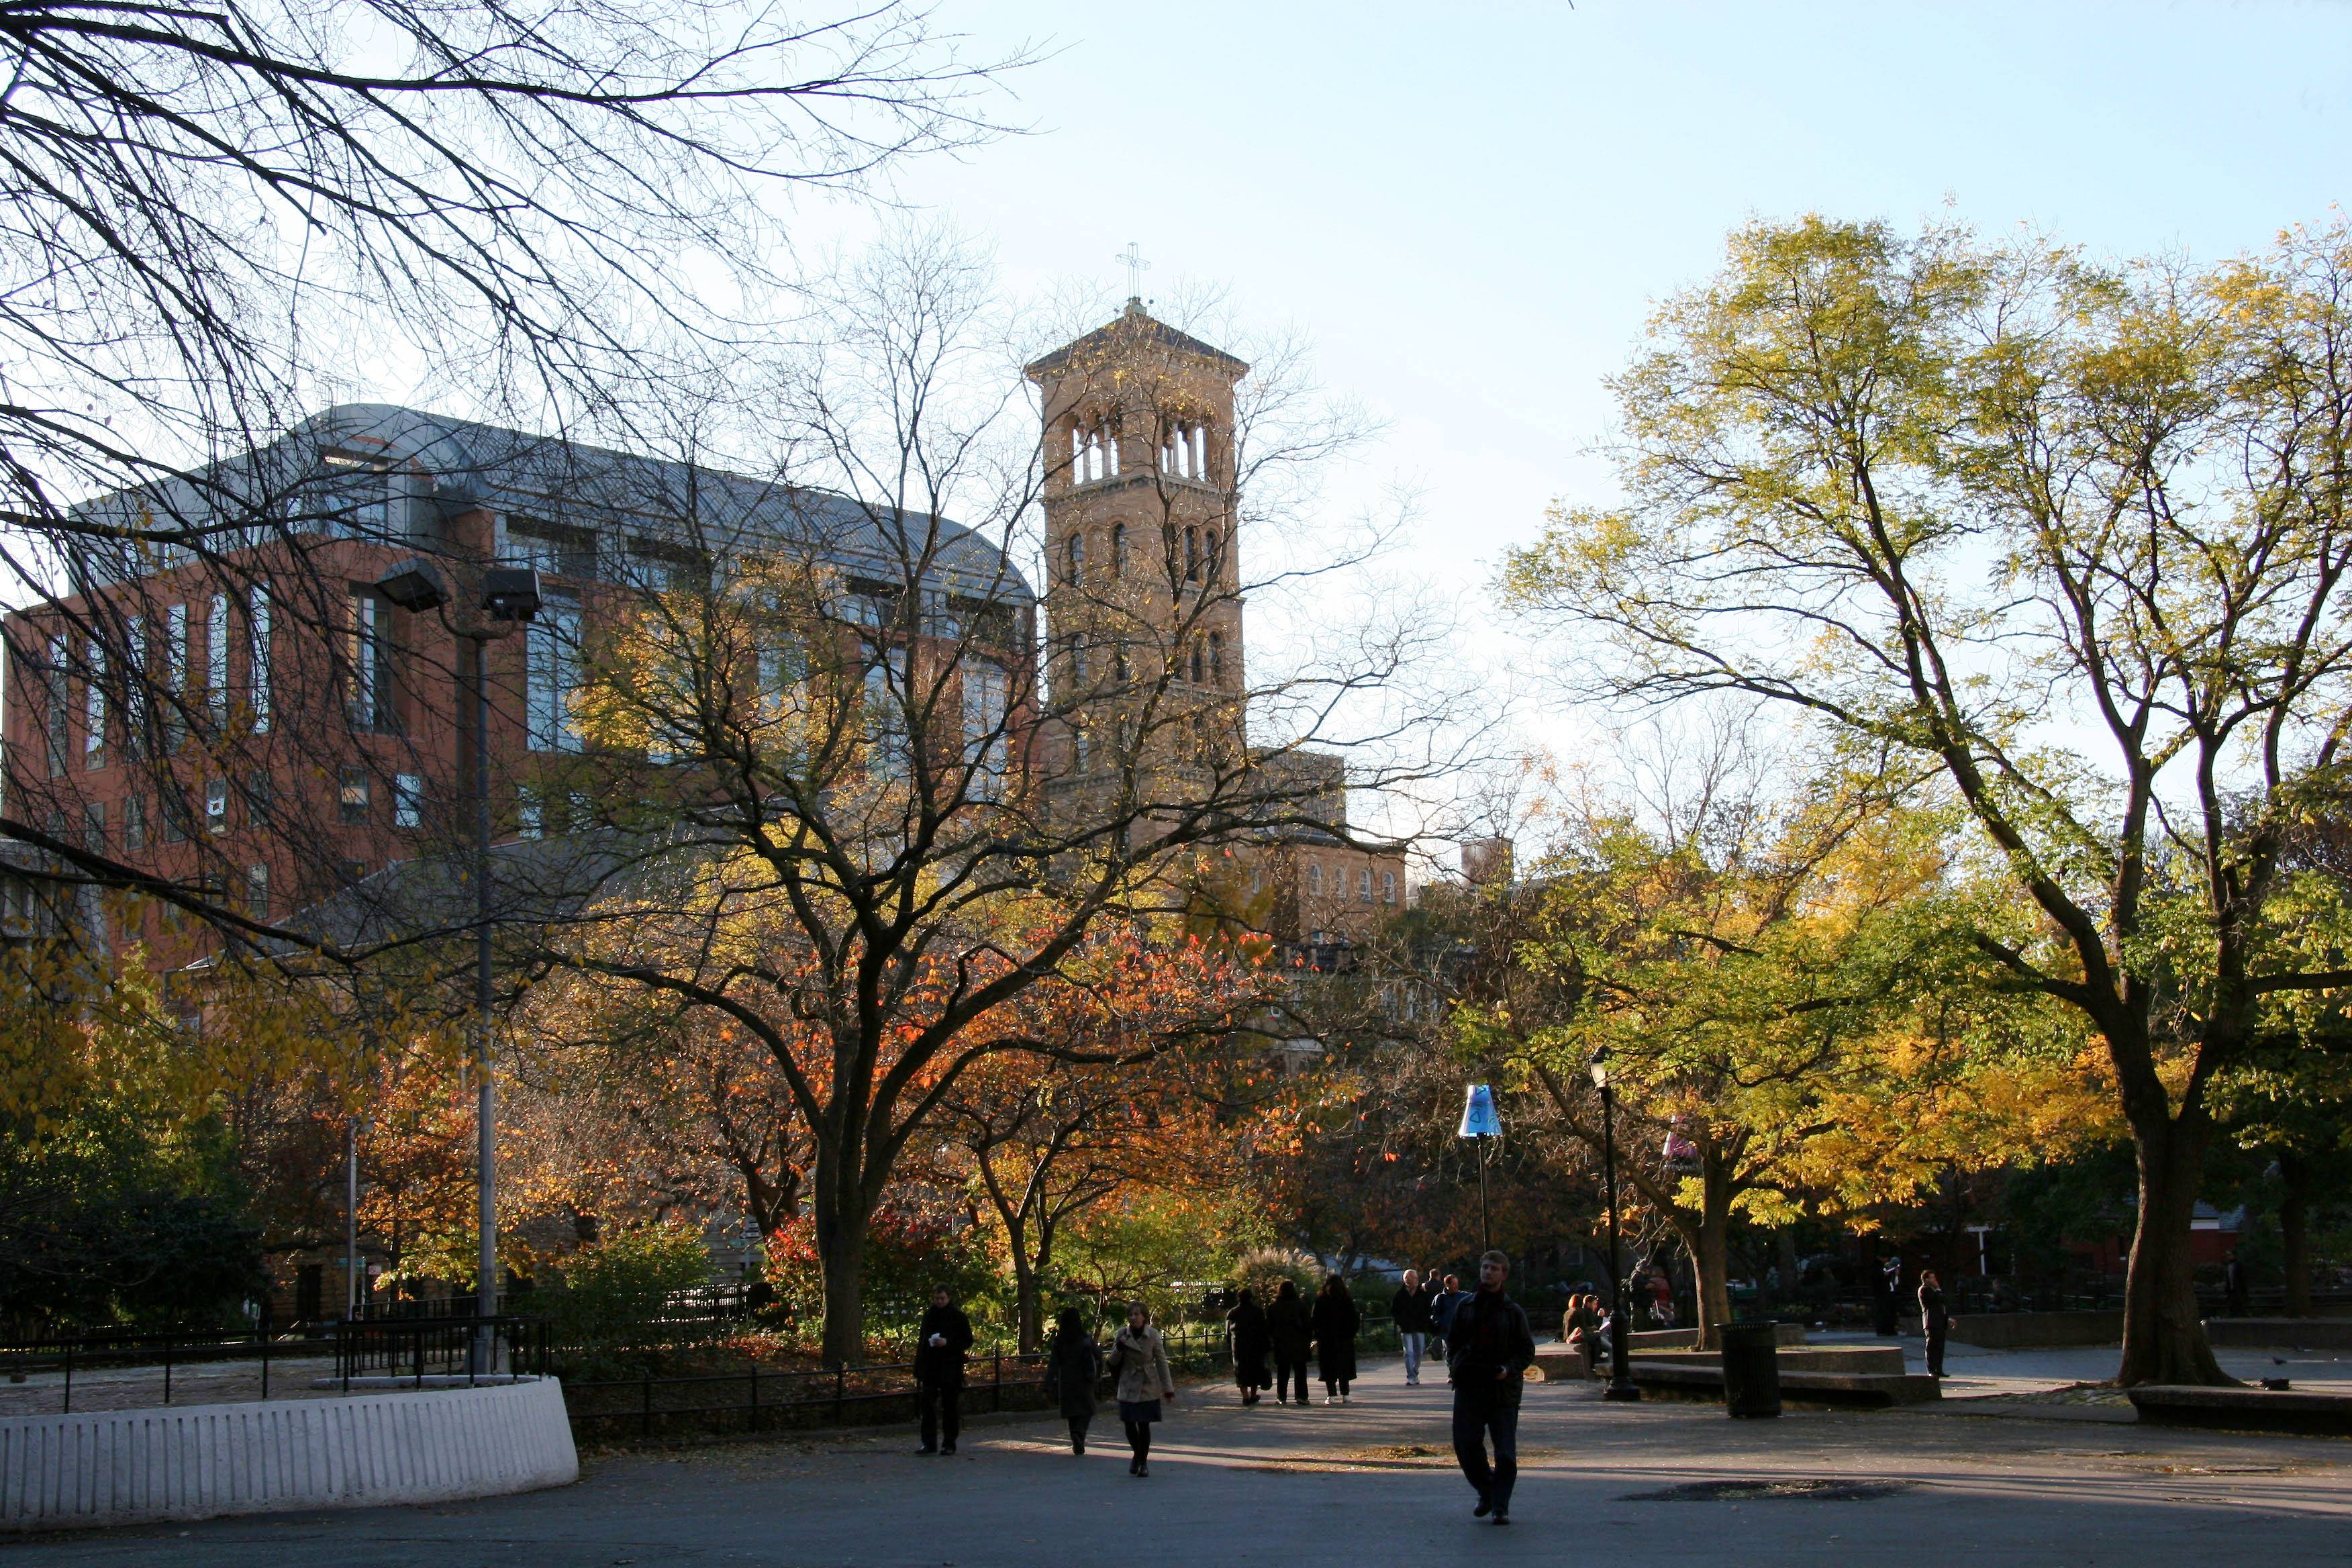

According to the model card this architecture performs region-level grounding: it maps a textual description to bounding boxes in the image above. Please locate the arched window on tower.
[1190,642,1205,683]
[1070,424,1085,485]
[1204,528,1222,584]
[1112,524,1127,577]
[1191,424,1207,481]
[1308,863,1322,895]
[1066,532,1085,585]
[1208,631,1224,685]
[1185,527,1200,582]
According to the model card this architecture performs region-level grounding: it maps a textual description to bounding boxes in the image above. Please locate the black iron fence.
[0,1316,553,1414]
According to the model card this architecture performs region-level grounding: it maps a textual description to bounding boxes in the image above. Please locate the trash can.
[1718,1321,1781,1418]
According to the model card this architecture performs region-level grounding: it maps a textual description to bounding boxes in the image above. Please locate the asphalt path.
[9,1355,2349,1566]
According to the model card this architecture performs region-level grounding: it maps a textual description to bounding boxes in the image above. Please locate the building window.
[246,863,270,922]
[865,646,910,780]
[160,791,189,844]
[394,773,423,830]
[1208,632,1225,686]
[206,593,230,719]
[1065,532,1085,585]
[1381,871,1397,904]
[44,634,66,777]
[1359,867,1373,903]
[248,586,271,734]
[1185,527,1200,582]
[164,603,188,746]
[339,768,371,824]
[1190,642,1205,684]
[526,593,585,752]
[123,616,146,759]
[83,801,105,854]
[963,660,1008,802]
[516,786,543,840]
[1112,524,1127,577]
[242,775,272,829]
[206,779,228,835]
[83,640,106,769]
[1307,863,1322,896]
[346,589,391,732]
[123,795,145,852]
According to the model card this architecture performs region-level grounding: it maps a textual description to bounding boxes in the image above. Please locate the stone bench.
[2127,1383,2352,1436]
[1634,1346,1907,1375]
[1627,1359,1941,1408]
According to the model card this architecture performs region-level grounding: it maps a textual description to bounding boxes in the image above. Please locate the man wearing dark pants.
[914,1286,974,1456]
[1448,1251,1535,1526]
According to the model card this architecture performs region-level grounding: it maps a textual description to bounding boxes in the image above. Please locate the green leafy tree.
[1505,215,2352,1385]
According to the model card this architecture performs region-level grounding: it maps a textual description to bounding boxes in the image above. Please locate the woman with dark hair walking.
[1106,1302,1176,1476]
[1226,1287,1271,1406]
[1266,1279,1312,1406]
[1311,1274,1360,1404]
[1043,1307,1101,1455]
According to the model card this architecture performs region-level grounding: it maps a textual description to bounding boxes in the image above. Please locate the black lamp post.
[1589,1047,1641,1402]
[377,559,540,1369]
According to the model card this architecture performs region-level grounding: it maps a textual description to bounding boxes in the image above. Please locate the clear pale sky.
[851,0,2352,779]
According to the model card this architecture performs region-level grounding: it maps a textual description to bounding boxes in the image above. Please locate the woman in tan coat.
[1106,1302,1177,1477]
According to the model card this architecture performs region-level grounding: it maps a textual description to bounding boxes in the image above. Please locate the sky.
[814,0,2352,820]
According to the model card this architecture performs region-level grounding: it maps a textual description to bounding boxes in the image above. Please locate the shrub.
[546,1221,715,1355]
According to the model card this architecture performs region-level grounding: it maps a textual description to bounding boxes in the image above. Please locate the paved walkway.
[10,1354,2349,1566]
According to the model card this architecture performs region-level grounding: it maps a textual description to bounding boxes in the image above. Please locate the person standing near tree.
[1267,1279,1312,1406]
[1449,1251,1536,1526]
[1391,1269,1435,1388]
[1873,1254,1902,1338]
[1226,1287,1271,1406]
[914,1285,974,1457]
[1043,1306,1101,1455]
[1107,1302,1177,1477]
[1918,1269,1951,1380]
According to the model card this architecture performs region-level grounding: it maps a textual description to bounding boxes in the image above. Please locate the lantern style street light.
[377,559,540,1370]
[1588,1048,1641,1402]
[1459,1083,1501,1255]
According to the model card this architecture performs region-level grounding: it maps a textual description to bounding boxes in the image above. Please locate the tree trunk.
[2279,1150,2311,1319]
[1008,1240,1040,1353]
[1689,1168,1735,1352]
[813,1175,873,1367]
[2115,1110,2233,1387]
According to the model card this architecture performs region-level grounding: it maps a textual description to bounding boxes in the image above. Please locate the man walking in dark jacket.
[914,1286,975,1455]
[1391,1269,1435,1387]
[1448,1251,1535,1526]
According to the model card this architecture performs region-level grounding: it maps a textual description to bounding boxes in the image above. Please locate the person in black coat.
[1310,1274,1359,1404]
[1265,1278,1312,1405]
[913,1285,974,1455]
[1872,1253,1901,1338]
[1449,1251,1536,1526]
[1918,1269,1951,1379]
[1226,1288,1271,1405]
[1042,1306,1101,1455]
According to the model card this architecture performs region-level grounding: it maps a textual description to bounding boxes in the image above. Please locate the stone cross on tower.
[1114,242,1150,302]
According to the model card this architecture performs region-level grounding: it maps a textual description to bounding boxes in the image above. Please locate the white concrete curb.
[0,1375,578,1532]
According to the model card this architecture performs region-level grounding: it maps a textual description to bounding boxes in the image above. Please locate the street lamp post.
[1459,1083,1501,1256]
[1589,1048,1641,1402]
[377,560,540,1371]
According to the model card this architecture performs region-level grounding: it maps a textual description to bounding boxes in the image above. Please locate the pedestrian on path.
[1107,1302,1177,1477]
[1918,1269,1950,1379]
[1267,1277,1312,1405]
[913,1285,974,1456]
[1043,1307,1101,1455]
[1226,1287,1271,1405]
[1448,1250,1535,1526]
[1429,1272,1467,1358]
[1312,1274,1360,1404]
[1391,1270,1434,1387]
